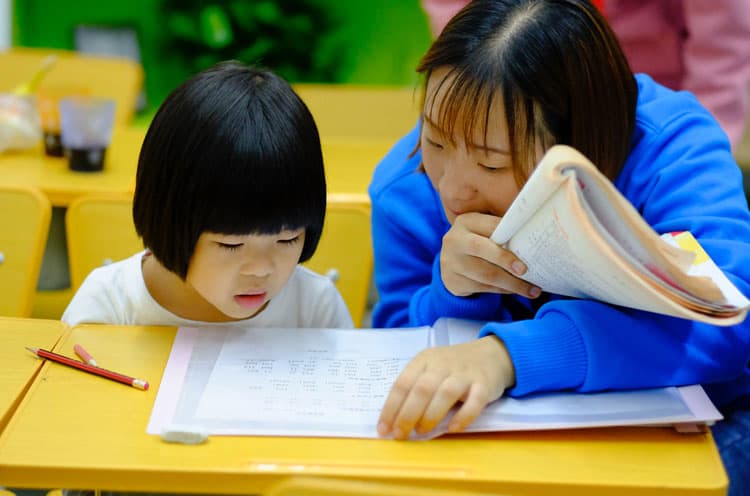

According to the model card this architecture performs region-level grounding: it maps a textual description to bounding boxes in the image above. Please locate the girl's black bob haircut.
[133,61,326,279]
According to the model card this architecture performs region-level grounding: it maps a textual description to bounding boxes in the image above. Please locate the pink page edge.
[146,327,198,434]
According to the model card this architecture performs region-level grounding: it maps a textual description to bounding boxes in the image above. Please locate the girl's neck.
[141,253,238,322]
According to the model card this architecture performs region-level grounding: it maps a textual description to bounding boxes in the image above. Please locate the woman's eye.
[218,243,242,251]
[479,163,508,173]
[425,137,444,150]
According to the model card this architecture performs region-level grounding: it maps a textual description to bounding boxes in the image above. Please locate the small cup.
[36,85,89,157]
[59,97,115,172]
[0,93,42,152]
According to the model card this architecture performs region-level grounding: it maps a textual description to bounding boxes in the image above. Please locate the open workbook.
[491,145,750,325]
[147,319,722,440]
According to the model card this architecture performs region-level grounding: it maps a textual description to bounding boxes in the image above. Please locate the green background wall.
[12,0,432,119]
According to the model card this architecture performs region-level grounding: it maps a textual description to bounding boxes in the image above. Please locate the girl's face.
[421,67,522,224]
[185,228,305,320]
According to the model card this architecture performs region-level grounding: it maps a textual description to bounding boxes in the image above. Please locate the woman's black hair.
[133,61,326,279]
[418,0,638,184]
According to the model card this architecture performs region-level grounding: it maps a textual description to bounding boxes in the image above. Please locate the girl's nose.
[239,254,273,277]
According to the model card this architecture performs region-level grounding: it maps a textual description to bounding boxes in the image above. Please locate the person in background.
[422,0,750,150]
[62,61,352,330]
[369,1,750,494]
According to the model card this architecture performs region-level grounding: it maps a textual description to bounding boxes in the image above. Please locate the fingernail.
[377,422,389,436]
[511,261,525,275]
[392,428,405,439]
[529,286,541,298]
[448,422,460,432]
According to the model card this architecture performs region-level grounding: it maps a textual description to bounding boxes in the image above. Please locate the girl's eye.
[279,235,301,245]
[218,242,242,251]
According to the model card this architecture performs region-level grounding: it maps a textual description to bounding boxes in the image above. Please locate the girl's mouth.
[234,292,267,309]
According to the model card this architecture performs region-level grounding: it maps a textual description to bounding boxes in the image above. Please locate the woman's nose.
[439,160,477,201]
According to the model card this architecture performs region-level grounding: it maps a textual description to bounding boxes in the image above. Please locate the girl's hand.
[441,212,540,298]
[377,335,515,440]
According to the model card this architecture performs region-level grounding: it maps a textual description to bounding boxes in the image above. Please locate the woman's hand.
[441,212,540,298]
[377,335,515,440]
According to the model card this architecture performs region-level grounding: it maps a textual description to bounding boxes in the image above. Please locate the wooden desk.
[0,318,64,431]
[0,324,728,495]
[1,126,393,210]
[0,126,144,207]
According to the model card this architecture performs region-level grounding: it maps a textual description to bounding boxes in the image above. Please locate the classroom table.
[0,126,144,207]
[0,127,391,208]
[0,323,728,495]
[0,317,64,431]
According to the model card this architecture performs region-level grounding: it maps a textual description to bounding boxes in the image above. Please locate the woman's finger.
[415,374,470,434]
[447,382,492,433]
[390,371,447,439]
[377,360,424,436]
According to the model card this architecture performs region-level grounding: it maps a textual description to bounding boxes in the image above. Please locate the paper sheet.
[148,326,431,437]
[147,321,723,439]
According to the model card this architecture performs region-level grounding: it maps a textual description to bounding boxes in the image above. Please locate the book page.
[148,323,722,439]
[148,326,431,437]
[501,185,703,316]
[566,160,730,307]
[491,145,748,324]
[419,385,720,439]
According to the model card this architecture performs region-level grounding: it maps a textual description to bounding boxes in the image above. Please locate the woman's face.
[421,67,523,224]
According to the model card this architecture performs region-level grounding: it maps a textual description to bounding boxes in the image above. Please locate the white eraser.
[160,424,209,445]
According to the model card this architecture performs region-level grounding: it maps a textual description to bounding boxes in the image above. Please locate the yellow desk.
[0,126,145,208]
[1,127,393,209]
[0,318,64,431]
[0,324,728,495]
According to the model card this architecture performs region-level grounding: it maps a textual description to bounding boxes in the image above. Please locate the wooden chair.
[66,193,373,326]
[293,84,420,141]
[65,194,140,291]
[0,47,144,126]
[0,185,51,317]
[304,193,373,327]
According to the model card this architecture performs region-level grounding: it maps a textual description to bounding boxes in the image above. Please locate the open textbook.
[491,145,750,326]
[147,319,722,440]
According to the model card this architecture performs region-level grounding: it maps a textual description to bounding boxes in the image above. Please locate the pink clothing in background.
[607,0,750,148]
[421,0,750,149]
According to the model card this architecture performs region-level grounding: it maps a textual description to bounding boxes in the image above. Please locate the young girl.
[369,0,750,492]
[62,61,353,330]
